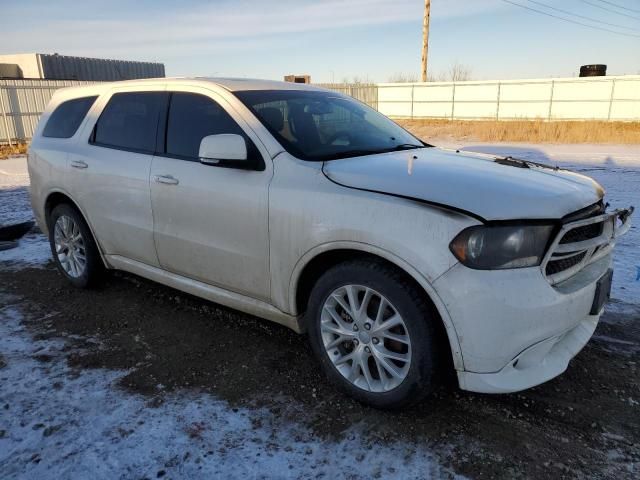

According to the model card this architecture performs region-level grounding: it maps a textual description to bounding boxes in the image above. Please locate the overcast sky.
[3,0,639,82]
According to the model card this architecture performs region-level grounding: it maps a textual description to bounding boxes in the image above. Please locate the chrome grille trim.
[542,207,633,286]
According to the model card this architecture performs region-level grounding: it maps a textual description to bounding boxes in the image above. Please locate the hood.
[322,147,604,221]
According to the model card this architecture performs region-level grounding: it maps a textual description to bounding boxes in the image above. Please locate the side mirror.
[199,134,247,165]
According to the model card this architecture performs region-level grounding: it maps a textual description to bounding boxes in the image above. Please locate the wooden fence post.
[547,80,555,121]
[410,84,415,119]
[451,83,456,120]
[607,79,616,121]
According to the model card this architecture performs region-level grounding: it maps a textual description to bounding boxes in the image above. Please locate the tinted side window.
[42,96,97,138]
[93,92,164,153]
[166,93,247,159]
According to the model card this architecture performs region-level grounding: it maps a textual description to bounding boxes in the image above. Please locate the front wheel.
[307,259,439,409]
[48,204,104,288]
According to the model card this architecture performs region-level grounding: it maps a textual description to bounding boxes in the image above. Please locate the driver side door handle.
[71,160,88,169]
[154,174,179,185]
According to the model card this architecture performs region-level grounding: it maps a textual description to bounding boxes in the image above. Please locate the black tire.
[307,259,439,409]
[48,203,104,288]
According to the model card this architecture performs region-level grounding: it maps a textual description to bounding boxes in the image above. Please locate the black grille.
[559,222,604,244]
[546,252,587,276]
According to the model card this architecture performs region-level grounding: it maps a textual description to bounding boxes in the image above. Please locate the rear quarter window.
[42,96,98,138]
[92,92,165,153]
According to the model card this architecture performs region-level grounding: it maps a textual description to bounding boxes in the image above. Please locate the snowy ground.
[0,297,451,479]
[0,157,50,269]
[0,157,33,228]
[1,149,639,479]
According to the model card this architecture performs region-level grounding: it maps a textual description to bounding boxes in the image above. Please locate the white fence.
[0,79,96,144]
[376,75,640,121]
[2,75,639,144]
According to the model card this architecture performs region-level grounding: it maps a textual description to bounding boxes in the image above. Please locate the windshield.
[234,90,429,161]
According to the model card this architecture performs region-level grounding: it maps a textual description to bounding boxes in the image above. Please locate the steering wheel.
[325,131,353,145]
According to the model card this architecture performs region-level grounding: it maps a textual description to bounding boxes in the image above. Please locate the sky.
[2,0,639,82]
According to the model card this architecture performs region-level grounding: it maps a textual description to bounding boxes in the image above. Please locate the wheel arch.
[290,242,464,371]
[43,189,107,262]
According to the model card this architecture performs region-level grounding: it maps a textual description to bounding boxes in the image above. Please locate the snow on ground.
[0,157,33,228]
[0,232,51,270]
[0,157,50,269]
[0,298,453,479]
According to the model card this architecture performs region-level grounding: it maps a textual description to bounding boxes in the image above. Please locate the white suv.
[28,78,633,408]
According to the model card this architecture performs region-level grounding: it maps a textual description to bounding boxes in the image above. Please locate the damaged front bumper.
[435,205,634,394]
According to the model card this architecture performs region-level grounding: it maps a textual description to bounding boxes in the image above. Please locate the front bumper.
[433,253,612,394]
[433,204,633,394]
[457,313,598,394]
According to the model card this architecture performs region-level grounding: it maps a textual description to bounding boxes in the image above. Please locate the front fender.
[288,240,465,371]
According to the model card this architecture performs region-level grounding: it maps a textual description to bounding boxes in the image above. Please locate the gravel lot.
[1,150,638,479]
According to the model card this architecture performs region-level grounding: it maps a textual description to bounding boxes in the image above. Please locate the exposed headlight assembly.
[449,224,554,270]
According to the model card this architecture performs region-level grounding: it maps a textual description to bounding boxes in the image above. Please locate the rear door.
[69,87,167,267]
[150,88,273,301]
[29,94,99,228]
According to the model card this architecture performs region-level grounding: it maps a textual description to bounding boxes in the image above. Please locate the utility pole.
[421,0,431,82]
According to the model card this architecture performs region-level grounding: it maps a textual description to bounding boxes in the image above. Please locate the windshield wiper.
[391,143,423,151]
[317,144,425,161]
[317,149,387,161]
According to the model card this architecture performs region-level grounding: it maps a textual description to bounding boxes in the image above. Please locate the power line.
[594,0,640,14]
[526,0,640,31]
[581,0,640,20]
[500,0,640,37]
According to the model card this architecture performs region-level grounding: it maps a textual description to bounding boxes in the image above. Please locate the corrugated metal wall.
[372,75,640,121]
[0,79,97,143]
[39,54,165,81]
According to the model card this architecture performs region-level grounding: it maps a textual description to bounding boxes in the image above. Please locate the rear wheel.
[48,204,104,288]
[307,259,439,409]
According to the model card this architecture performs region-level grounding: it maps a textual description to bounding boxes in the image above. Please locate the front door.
[150,89,272,301]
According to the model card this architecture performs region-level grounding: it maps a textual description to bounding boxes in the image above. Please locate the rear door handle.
[70,160,88,169]
[154,175,179,185]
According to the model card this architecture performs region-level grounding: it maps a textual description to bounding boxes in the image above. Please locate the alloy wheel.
[320,284,411,392]
[53,215,87,278]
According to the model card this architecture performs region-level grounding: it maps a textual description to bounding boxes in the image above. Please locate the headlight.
[449,224,554,270]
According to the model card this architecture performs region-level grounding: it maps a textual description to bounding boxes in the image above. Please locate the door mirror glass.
[199,134,247,164]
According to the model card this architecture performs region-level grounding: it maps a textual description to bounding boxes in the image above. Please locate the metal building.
[0,53,165,81]
[284,74,311,84]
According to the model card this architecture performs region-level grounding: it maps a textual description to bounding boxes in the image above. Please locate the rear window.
[92,92,165,153]
[42,96,97,138]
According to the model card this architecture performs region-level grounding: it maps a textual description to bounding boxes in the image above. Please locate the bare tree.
[387,72,419,83]
[448,62,473,82]
[341,75,374,86]
[427,71,446,82]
